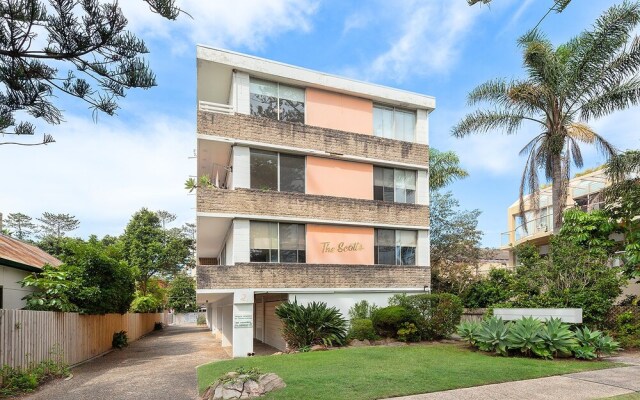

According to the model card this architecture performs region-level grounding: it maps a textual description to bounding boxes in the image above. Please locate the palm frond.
[451,110,542,137]
[566,122,595,143]
[605,150,640,182]
[579,77,640,120]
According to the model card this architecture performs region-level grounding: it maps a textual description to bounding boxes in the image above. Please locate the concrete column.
[233,219,250,263]
[235,71,250,115]
[416,109,429,145]
[418,230,430,268]
[232,290,255,358]
[416,170,429,206]
[232,146,250,189]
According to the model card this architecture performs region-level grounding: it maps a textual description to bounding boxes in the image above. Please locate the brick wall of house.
[197,263,430,289]
[197,187,429,228]
[197,111,429,166]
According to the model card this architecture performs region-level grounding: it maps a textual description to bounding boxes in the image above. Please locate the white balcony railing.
[198,100,234,115]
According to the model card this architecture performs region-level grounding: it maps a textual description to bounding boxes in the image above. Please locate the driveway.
[22,324,229,400]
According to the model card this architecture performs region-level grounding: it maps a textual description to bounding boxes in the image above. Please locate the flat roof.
[197,45,436,110]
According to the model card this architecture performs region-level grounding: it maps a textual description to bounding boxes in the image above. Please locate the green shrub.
[371,306,417,338]
[476,317,511,356]
[275,301,348,349]
[463,269,515,308]
[348,300,378,320]
[130,295,162,313]
[457,321,481,346]
[0,350,69,397]
[397,322,420,342]
[153,322,164,331]
[112,330,129,349]
[507,316,545,357]
[348,318,377,341]
[612,310,640,349]
[538,318,577,358]
[197,315,207,325]
[405,293,463,340]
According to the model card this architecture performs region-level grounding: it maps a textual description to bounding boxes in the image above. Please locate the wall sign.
[234,313,253,329]
[321,241,364,253]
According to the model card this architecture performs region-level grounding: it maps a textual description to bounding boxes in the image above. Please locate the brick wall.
[197,263,430,289]
[197,187,429,228]
[197,111,429,166]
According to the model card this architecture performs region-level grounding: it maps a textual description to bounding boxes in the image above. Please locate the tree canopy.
[0,0,184,146]
[453,2,640,231]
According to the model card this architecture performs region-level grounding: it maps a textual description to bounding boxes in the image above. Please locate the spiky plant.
[452,2,640,231]
[275,301,348,349]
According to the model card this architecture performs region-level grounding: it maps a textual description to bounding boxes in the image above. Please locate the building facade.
[0,234,62,309]
[500,167,609,266]
[195,47,433,357]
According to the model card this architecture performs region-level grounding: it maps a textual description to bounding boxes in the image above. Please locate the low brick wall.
[197,263,430,289]
[197,111,429,166]
[197,187,429,228]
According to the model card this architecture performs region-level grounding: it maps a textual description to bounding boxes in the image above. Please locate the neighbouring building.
[0,234,62,309]
[195,47,433,357]
[500,167,609,267]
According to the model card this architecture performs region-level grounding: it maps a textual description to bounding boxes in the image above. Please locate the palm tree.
[452,2,640,231]
[429,148,469,191]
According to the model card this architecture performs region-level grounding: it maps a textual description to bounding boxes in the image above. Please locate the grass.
[603,394,640,400]
[197,343,619,400]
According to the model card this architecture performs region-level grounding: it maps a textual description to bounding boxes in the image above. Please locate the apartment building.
[500,167,608,266]
[195,47,433,357]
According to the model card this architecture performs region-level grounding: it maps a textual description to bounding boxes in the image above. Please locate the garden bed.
[197,343,619,400]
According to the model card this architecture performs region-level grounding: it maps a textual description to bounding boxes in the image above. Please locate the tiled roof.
[0,234,62,270]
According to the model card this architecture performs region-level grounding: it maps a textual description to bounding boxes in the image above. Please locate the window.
[374,229,417,265]
[374,167,416,204]
[373,105,416,141]
[250,78,305,123]
[250,222,306,263]
[250,149,305,193]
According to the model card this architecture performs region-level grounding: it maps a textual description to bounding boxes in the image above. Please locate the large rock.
[203,373,286,400]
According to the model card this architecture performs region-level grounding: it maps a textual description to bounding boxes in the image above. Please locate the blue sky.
[2,0,639,247]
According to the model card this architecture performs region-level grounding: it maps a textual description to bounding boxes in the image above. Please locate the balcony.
[197,110,429,167]
[197,187,429,228]
[197,263,430,290]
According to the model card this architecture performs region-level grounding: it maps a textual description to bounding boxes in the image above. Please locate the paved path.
[22,325,229,400]
[387,355,640,400]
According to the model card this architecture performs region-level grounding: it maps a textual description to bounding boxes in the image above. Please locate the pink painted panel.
[306,88,373,135]
[306,225,374,265]
[306,156,373,200]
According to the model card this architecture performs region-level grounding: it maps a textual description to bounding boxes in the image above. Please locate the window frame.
[249,221,306,264]
[250,149,306,194]
[373,166,416,204]
[374,229,417,266]
[373,104,417,142]
[249,77,306,123]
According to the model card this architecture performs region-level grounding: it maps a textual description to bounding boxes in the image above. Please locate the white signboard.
[234,313,253,329]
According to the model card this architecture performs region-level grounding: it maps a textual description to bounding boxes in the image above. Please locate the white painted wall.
[233,219,250,263]
[417,170,428,206]
[232,290,255,357]
[0,266,34,309]
[418,230,430,267]
[235,71,250,115]
[232,146,250,189]
[416,109,429,145]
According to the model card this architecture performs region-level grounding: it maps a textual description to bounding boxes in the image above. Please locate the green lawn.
[197,343,619,400]
[602,394,640,400]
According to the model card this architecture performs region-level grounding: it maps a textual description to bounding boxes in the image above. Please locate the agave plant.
[594,335,621,358]
[539,318,577,357]
[457,321,482,346]
[477,317,511,356]
[507,317,545,357]
[275,300,348,349]
[574,326,620,359]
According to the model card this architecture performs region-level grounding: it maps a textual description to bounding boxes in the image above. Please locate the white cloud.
[117,0,320,53]
[0,114,196,238]
[355,0,486,82]
[342,12,371,35]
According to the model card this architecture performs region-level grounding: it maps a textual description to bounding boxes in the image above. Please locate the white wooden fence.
[0,310,167,369]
